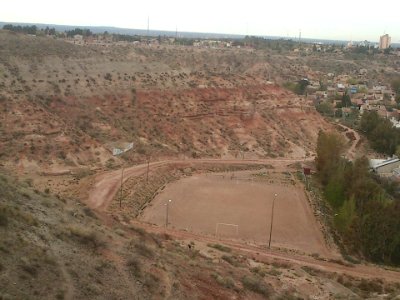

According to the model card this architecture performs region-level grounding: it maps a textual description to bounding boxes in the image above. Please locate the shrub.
[104,73,112,81]
[358,278,383,294]
[241,275,271,297]
[68,226,105,252]
[134,243,154,259]
[144,273,160,291]
[271,261,292,269]
[82,207,97,219]
[251,266,267,277]
[221,255,239,266]
[208,243,231,253]
[212,273,235,289]
[126,257,141,277]
[129,225,146,237]
[0,206,9,227]
[74,168,94,180]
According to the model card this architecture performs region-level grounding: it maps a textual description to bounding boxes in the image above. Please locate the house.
[370,157,400,175]
[390,117,400,128]
[349,85,358,94]
[327,87,336,97]
[359,69,368,75]
[337,83,346,92]
[316,91,328,99]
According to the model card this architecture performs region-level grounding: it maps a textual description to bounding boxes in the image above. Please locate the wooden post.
[119,167,124,208]
[146,156,150,183]
[268,193,277,249]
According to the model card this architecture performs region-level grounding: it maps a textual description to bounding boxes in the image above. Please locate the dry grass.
[67,225,106,252]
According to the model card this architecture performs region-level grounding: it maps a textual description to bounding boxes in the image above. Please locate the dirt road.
[132,220,400,283]
[87,158,310,211]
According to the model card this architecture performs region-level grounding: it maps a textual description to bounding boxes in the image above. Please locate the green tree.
[335,196,356,232]
[341,92,351,107]
[360,111,380,135]
[315,131,346,185]
[315,102,334,116]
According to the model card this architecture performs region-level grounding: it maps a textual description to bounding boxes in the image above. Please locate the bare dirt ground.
[140,170,331,257]
[86,158,310,211]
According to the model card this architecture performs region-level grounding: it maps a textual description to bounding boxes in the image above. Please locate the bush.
[68,226,105,252]
[144,273,160,291]
[221,255,239,266]
[134,243,154,259]
[82,207,97,218]
[208,243,232,253]
[0,206,9,227]
[358,279,383,294]
[129,225,146,237]
[212,273,235,289]
[241,275,271,297]
[104,73,112,81]
[126,257,141,277]
[74,168,94,180]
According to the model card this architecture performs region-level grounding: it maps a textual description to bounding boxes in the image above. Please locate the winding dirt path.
[337,124,360,160]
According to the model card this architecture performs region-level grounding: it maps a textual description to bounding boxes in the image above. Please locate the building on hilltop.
[379,34,391,50]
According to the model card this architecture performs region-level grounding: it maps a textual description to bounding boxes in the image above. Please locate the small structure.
[303,167,311,175]
[112,143,133,156]
[369,157,400,175]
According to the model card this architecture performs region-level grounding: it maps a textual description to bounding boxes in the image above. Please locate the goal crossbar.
[215,223,239,237]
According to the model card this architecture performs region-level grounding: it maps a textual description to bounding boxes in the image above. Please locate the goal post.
[215,223,239,237]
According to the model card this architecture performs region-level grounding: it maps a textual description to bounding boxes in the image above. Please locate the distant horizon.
[1,0,399,43]
[2,20,397,46]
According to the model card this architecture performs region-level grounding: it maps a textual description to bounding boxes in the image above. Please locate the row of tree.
[2,24,38,35]
[316,131,400,265]
[65,28,93,38]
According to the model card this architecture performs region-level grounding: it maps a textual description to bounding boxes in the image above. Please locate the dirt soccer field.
[140,170,331,256]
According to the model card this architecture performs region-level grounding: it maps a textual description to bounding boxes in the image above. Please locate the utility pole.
[147,16,150,38]
[165,199,172,228]
[268,193,277,249]
[119,167,124,208]
[146,155,150,183]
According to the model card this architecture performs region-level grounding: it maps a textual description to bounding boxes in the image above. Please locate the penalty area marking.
[215,223,239,237]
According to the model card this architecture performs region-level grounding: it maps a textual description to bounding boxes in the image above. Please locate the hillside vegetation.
[316,131,400,265]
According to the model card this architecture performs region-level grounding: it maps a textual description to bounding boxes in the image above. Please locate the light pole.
[165,199,172,228]
[146,155,150,183]
[268,193,277,249]
[119,167,124,208]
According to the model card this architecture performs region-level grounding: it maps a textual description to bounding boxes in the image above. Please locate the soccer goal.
[215,223,239,237]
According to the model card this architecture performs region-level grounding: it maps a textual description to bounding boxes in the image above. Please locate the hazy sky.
[1,0,399,42]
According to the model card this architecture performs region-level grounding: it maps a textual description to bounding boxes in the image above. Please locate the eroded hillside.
[0,30,333,176]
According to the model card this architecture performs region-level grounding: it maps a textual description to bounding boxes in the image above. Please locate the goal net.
[215,223,239,238]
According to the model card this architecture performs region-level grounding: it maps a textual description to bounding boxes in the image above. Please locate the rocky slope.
[0,30,333,176]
